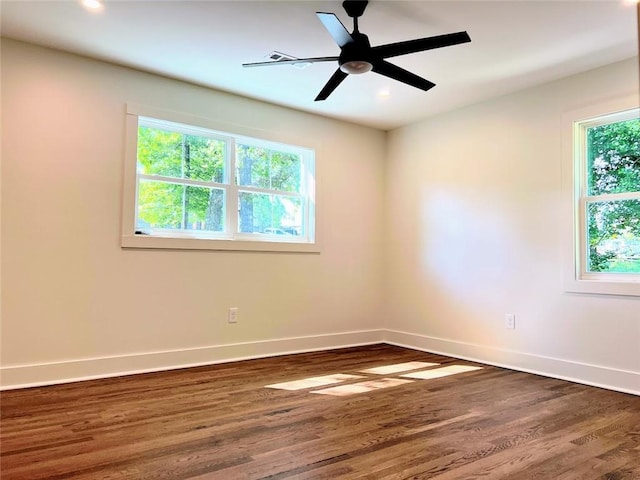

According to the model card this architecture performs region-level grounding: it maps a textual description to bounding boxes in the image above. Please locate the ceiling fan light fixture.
[340,60,373,75]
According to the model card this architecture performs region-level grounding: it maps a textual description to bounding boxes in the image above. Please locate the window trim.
[562,94,640,296]
[122,104,319,253]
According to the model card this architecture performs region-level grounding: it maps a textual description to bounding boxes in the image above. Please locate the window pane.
[137,127,225,183]
[138,126,182,177]
[587,118,640,195]
[270,150,302,192]
[185,186,225,232]
[184,135,225,183]
[137,179,224,232]
[236,144,301,193]
[238,191,303,235]
[587,199,640,273]
[237,145,269,189]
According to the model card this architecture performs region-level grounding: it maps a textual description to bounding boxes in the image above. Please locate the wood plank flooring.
[1,344,639,479]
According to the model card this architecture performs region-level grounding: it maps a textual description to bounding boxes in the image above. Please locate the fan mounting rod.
[343,0,368,32]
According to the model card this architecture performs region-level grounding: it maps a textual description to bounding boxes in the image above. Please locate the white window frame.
[562,95,640,296]
[122,104,318,253]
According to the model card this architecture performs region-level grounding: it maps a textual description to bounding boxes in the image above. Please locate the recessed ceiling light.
[377,88,391,98]
[81,0,104,11]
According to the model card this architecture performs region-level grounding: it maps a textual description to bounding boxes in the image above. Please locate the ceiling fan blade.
[316,12,354,47]
[315,68,348,101]
[372,31,471,59]
[372,60,435,91]
[243,56,338,68]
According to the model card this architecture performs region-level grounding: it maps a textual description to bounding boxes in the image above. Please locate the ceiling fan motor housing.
[339,32,372,73]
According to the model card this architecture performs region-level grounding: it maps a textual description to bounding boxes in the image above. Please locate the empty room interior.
[1,1,639,479]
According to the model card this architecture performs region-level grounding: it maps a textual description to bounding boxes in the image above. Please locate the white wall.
[0,40,387,387]
[384,57,640,393]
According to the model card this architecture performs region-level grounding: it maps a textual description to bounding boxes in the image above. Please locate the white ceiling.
[1,1,637,130]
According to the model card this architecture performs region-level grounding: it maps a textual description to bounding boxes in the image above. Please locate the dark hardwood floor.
[1,344,639,479]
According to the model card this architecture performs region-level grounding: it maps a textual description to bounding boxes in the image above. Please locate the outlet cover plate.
[505,313,515,329]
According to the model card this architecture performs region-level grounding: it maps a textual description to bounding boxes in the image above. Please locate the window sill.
[121,234,321,253]
[563,276,640,297]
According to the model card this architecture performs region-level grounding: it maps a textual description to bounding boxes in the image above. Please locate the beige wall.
[2,39,638,392]
[385,57,639,393]
[1,40,386,385]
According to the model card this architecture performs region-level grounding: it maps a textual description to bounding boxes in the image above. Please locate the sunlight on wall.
[419,188,515,314]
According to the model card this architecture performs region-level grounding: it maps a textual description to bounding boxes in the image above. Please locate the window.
[564,100,640,296]
[122,106,316,252]
[579,111,640,276]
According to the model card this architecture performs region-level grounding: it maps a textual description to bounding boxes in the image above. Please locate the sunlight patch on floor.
[401,365,483,380]
[264,362,484,396]
[265,374,364,391]
[360,361,439,374]
[311,378,413,396]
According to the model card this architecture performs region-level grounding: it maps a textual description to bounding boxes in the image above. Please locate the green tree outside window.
[586,118,640,273]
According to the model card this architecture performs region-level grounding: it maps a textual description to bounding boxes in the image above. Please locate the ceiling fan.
[242,0,471,101]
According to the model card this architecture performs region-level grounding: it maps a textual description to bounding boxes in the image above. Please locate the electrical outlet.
[505,313,515,329]
[228,307,238,324]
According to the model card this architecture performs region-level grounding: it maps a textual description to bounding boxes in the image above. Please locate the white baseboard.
[2,329,637,396]
[383,330,640,396]
[0,330,384,390]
